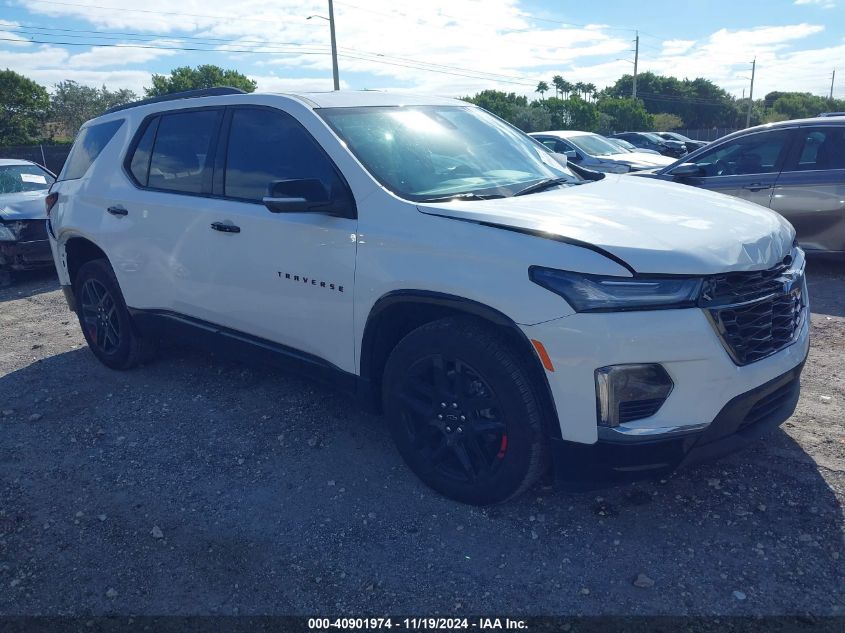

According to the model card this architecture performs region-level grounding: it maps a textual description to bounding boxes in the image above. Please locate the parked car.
[603,136,662,155]
[819,112,845,117]
[639,116,845,255]
[654,131,708,153]
[0,159,56,285]
[530,130,675,173]
[611,132,687,158]
[48,88,808,504]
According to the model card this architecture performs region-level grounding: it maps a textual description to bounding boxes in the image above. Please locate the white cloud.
[1,1,840,100]
[794,0,837,8]
[0,19,33,46]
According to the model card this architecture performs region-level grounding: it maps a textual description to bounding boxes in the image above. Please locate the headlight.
[529,267,703,312]
[0,224,18,241]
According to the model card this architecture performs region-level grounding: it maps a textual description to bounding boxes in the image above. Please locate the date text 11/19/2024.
[307,617,528,630]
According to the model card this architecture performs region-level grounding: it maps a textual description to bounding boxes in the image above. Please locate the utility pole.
[831,68,836,101]
[745,57,756,128]
[328,0,340,91]
[632,31,639,99]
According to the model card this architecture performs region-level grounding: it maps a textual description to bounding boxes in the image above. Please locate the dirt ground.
[0,261,843,616]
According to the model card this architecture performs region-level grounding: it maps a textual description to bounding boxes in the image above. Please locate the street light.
[307,0,340,91]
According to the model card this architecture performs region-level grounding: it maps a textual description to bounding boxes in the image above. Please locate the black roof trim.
[103,87,247,115]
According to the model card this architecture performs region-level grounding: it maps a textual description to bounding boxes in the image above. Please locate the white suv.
[47,88,809,504]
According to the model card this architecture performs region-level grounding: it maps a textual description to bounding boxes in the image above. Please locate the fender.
[360,289,563,440]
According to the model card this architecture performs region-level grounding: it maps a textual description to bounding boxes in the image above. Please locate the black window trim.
[122,103,357,219]
[121,105,226,200]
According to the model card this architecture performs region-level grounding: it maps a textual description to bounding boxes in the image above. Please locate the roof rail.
[103,87,247,115]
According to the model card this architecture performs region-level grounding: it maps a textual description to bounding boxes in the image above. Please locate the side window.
[148,110,222,194]
[790,128,845,171]
[127,117,159,186]
[59,119,124,181]
[680,130,791,177]
[224,108,347,202]
[538,138,557,151]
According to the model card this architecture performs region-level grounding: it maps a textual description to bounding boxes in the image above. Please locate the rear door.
[115,107,224,312]
[770,125,845,253]
[662,128,793,207]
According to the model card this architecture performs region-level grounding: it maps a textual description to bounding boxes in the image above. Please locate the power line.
[0,35,541,86]
[1,24,543,84]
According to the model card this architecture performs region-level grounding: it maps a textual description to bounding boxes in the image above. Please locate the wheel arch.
[64,236,109,287]
[359,290,562,440]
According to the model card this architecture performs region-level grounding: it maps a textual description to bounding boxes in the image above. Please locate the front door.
[665,128,793,207]
[191,106,358,373]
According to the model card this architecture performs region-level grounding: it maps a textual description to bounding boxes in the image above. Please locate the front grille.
[700,251,806,366]
[5,219,48,242]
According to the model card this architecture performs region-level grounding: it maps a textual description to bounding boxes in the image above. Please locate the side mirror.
[263,178,331,214]
[564,150,579,162]
[670,163,703,178]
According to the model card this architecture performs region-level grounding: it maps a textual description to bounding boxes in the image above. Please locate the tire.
[73,259,155,370]
[383,316,548,505]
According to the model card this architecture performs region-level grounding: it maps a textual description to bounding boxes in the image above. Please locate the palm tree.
[535,81,549,100]
[552,75,565,98]
[560,79,573,99]
[585,83,597,101]
[574,82,587,99]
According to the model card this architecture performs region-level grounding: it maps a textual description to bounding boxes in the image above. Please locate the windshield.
[642,132,667,144]
[318,105,579,201]
[0,164,55,194]
[568,133,626,157]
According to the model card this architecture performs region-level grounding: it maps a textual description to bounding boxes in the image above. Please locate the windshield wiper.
[417,192,506,203]
[512,177,574,197]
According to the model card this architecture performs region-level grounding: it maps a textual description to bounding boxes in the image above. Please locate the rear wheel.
[383,317,548,505]
[74,259,154,369]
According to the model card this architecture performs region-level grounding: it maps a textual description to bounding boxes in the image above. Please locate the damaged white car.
[0,159,56,286]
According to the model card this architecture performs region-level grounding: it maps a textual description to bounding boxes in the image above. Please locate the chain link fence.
[674,128,739,142]
[0,144,72,175]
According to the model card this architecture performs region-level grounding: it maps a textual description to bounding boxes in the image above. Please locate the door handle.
[210,221,241,233]
[743,183,772,192]
[107,206,128,216]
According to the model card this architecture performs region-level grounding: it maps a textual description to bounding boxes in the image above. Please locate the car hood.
[0,190,48,221]
[600,152,675,168]
[417,175,794,275]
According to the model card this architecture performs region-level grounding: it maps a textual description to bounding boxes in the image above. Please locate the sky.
[1,0,843,100]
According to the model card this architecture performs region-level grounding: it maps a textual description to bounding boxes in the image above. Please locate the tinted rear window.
[60,119,124,180]
[147,110,221,194]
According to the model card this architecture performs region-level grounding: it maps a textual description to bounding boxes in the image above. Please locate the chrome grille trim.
[700,249,807,366]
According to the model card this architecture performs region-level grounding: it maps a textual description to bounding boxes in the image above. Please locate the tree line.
[464,71,845,135]
[1,64,842,146]
[0,65,256,145]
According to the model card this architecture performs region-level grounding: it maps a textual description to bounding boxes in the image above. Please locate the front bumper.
[550,360,805,489]
[0,239,53,271]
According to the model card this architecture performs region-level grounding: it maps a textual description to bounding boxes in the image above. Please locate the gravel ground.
[0,262,843,617]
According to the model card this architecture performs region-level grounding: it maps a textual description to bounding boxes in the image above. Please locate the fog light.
[595,364,673,427]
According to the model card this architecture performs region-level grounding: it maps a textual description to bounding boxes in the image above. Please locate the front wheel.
[383,317,548,505]
[73,259,155,370]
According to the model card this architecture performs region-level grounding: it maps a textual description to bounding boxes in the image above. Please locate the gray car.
[642,116,845,255]
[0,159,56,285]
